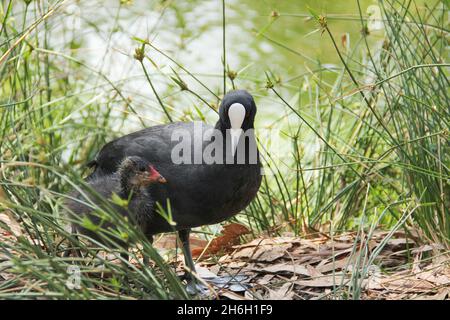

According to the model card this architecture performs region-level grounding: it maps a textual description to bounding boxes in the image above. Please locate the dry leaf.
[412,244,444,254]
[195,265,217,278]
[295,274,351,288]
[306,265,323,277]
[416,270,450,285]
[316,257,353,273]
[326,242,354,250]
[234,237,300,249]
[268,282,294,300]
[414,288,449,300]
[153,234,208,250]
[232,246,259,260]
[257,263,310,276]
[251,243,292,262]
[387,238,415,247]
[226,261,247,269]
[192,223,250,258]
[381,277,435,292]
[257,274,275,286]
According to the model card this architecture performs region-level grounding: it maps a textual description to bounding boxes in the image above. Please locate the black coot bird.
[87,90,262,282]
[66,156,166,254]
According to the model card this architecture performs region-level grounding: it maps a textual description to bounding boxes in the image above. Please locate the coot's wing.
[88,122,192,177]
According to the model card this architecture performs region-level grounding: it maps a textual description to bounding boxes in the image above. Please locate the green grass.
[0,0,448,299]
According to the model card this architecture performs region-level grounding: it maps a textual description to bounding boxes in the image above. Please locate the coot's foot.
[178,230,249,296]
[185,279,210,296]
[204,274,249,292]
[182,273,250,296]
[180,271,211,296]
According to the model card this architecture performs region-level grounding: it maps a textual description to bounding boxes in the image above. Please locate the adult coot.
[66,156,166,255]
[87,90,262,283]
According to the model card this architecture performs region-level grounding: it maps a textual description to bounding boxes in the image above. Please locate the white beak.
[228,103,246,156]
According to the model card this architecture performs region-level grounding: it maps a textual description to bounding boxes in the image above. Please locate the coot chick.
[66,156,166,255]
[87,90,262,286]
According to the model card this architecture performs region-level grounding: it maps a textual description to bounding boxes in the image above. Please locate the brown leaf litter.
[170,228,449,300]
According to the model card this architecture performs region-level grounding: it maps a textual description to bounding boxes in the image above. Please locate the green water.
[227,0,377,75]
[39,0,392,137]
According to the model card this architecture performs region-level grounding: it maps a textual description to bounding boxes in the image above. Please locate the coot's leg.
[179,229,196,277]
[179,229,209,295]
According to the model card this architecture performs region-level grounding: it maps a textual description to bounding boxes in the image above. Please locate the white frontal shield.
[228,103,246,157]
